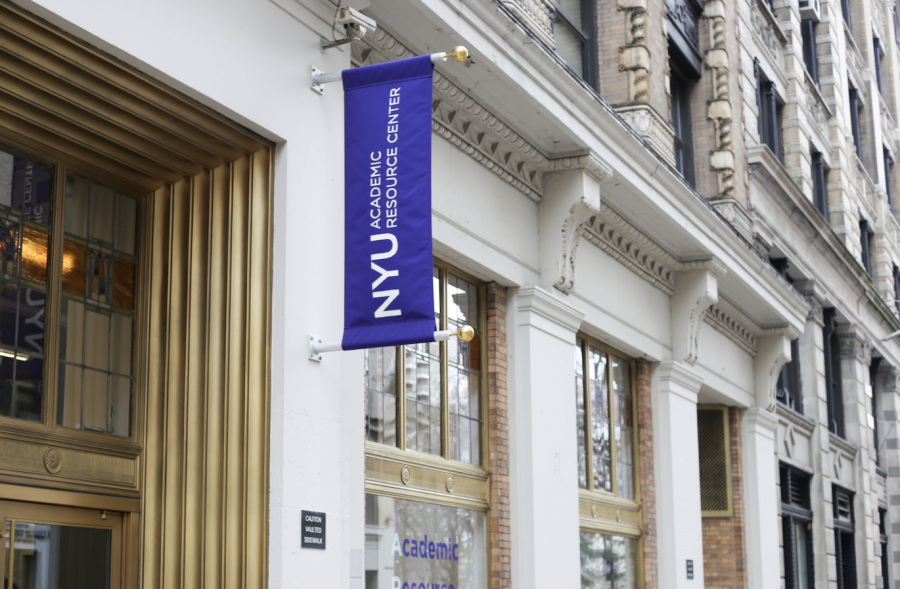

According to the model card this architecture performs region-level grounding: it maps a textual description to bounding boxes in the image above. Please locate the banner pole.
[311,46,468,92]
[308,325,475,361]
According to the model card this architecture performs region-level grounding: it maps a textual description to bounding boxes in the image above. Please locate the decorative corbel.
[754,329,798,411]
[555,197,601,293]
[542,153,612,294]
[671,261,725,364]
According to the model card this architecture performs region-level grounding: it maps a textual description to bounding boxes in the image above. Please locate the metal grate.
[697,408,731,514]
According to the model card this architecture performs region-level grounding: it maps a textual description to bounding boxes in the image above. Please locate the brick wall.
[701,407,747,589]
[637,359,658,589]
[487,283,511,588]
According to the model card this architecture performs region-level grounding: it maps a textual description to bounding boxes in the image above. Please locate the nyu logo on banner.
[341,55,436,350]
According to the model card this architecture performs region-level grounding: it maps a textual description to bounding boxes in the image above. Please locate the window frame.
[849,85,863,159]
[0,134,146,453]
[812,150,829,218]
[860,218,873,274]
[553,0,599,91]
[780,464,814,589]
[670,64,696,188]
[880,507,890,588]
[576,333,643,587]
[833,485,857,589]
[760,79,783,162]
[364,259,490,478]
[802,19,819,85]
[823,308,845,438]
[885,148,894,208]
[575,334,640,503]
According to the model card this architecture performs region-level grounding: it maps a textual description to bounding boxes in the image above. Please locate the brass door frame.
[0,500,126,588]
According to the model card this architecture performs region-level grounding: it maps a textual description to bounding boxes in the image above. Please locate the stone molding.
[583,204,678,295]
[515,286,585,338]
[656,360,705,402]
[711,200,753,243]
[705,297,760,356]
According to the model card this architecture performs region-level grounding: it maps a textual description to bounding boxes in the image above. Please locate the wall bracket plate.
[311,66,325,95]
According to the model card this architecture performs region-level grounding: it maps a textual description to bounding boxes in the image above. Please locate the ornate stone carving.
[837,332,873,365]
[667,0,702,52]
[615,105,677,165]
[546,153,613,183]
[672,264,722,365]
[756,334,792,411]
[500,0,556,47]
[43,447,62,474]
[401,465,411,485]
[751,0,785,66]
[583,204,678,295]
[705,298,760,355]
[711,200,752,242]
[881,364,899,392]
[556,197,601,294]
[783,422,796,458]
[705,0,735,197]
[619,0,651,102]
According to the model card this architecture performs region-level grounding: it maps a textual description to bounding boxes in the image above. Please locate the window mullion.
[44,162,67,428]
[397,344,406,451]
[608,350,618,496]
[440,268,450,461]
[583,342,594,492]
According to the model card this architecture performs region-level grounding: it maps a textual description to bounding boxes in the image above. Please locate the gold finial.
[445,46,469,62]
[454,325,475,342]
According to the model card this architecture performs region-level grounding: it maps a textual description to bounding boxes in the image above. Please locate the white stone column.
[742,407,781,589]
[508,285,584,589]
[653,360,705,589]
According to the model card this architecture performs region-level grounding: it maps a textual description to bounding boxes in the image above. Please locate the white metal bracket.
[311,66,326,95]
[309,335,325,362]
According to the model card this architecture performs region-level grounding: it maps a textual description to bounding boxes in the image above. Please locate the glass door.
[0,501,122,589]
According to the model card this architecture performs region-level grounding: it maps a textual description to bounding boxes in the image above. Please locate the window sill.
[775,402,816,433]
[876,465,888,478]
[828,431,860,457]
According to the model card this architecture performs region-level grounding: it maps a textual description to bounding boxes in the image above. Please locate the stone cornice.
[583,204,678,295]
[705,298,761,356]
[356,30,615,205]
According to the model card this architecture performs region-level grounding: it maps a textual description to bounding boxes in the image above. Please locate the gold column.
[141,150,272,589]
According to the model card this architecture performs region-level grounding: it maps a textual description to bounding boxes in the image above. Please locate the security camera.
[335,7,376,40]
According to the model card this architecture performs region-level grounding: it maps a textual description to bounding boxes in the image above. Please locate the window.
[812,150,828,217]
[871,358,883,465]
[554,0,599,91]
[671,67,695,187]
[895,4,900,48]
[759,78,784,161]
[580,531,638,589]
[885,148,894,208]
[841,0,852,28]
[833,486,857,589]
[880,508,890,588]
[364,263,484,465]
[860,219,873,275]
[894,264,900,315]
[823,308,845,437]
[575,338,636,498]
[575,336,641,588]
[0,145,138,438]
[849,85,863,159]
[778,339,803,412]
[365,494,488,589]
[875,38,885,95]
[781,465,814,589]
[802,20,819,84]
[698,406,733,516]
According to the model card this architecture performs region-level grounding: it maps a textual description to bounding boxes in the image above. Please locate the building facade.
[0,0,898,586]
